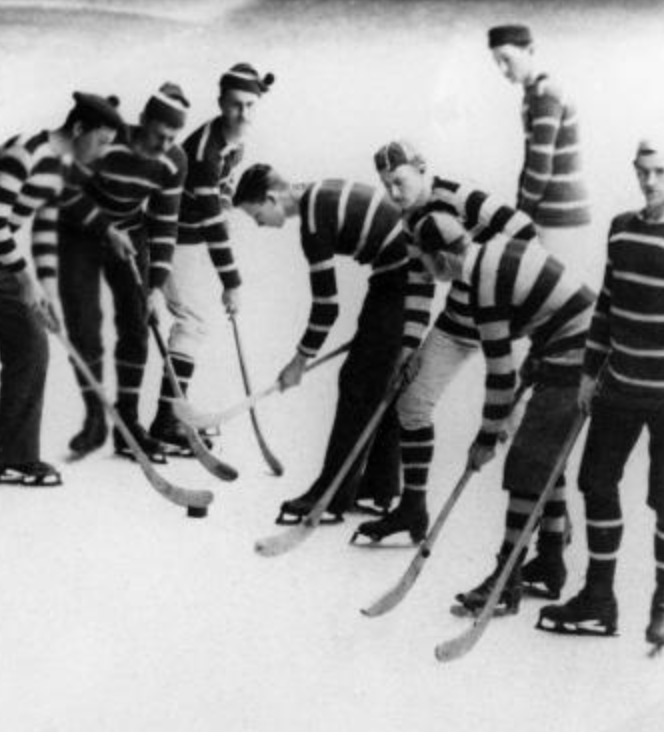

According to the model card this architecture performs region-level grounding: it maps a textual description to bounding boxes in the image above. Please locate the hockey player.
[539,139,664,648]
[0,92,123,485]
[403,210,595,616]
[59,83,189,462]
[150,63,275,454]
[233,164,409,522]
[488,24,593,279]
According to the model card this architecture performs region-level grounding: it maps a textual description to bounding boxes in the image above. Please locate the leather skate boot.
[351,489,429,544]
[537,584,618,636]
[68,392,108,459]
[454,551,523,616]
[114,418,167,465]
[646,583,664,651]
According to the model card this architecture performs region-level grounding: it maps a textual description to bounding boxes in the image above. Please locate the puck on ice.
[187,505,208,519]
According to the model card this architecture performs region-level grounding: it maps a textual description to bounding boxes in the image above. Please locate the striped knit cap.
[374,140,425,173]
[220,63,275,96]
[488,24,533,49]
[143,82,190,129]
[414,212,467,254]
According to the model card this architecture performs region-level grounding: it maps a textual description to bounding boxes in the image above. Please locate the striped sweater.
[297,179,408,357]
[402,176,538,352]
[519,74,590,228]
[584,212,664,398]
[0,130,65,281]
[178,116,244,290]
[61,125,187,289]
[468,237,595,447]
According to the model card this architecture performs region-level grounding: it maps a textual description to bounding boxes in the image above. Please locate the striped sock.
[400,425,434,494]
[158,352,195,409]
[539,475,568,549]
[584,493,623,595]
[656,522,664,587]
[501,491,537,555]
[116,359,145,422]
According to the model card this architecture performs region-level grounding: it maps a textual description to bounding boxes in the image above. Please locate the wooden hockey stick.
[55,329,214,512]
[230,314,284,476]
[174,341,351,431]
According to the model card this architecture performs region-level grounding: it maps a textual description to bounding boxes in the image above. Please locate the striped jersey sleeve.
[178,118,244,289]
[519,74,590,228]
[471,238,594,447]
[0,142,33,273]
[60,160,112,238]
[584,212,664,394]
[32,202,59,280]
[296,179,409,357]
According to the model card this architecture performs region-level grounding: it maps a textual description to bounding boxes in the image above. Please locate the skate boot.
[454,552,523,617]
[646,584,664,653]
[276,485,344,526]
[68,395,108,460]
[0,461,62,487]
[114,420,167,465]
[537,585,618,636]
[522,537,568,601]
[351,489,429,545]
[150,408,195,457]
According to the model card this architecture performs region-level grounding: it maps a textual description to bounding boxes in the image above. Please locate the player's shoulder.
[609,210,640,234]
[532,73,564,101]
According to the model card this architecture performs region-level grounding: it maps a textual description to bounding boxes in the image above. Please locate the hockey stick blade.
[362,468,474,618]
[434,411,587,663]
[175,341,352,431]
[56,331,214,511]
[148,318,238,482]
[255,368,407,558]
[230,315,284,476]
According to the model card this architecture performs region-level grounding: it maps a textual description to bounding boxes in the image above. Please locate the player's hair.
[63,93,123,133]
[233,163,288,206]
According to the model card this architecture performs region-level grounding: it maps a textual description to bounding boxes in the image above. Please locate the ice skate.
[67,397,108,460]
[276,486,344,525]
[0,461,62,487]
[537,586,618,636]
[646,585,664,655]
[453,553,522,617]
[150,409,196,457]
[350,489,428,545]
[114,421,167,465]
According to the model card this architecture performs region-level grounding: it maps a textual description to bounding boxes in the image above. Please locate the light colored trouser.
[163,245,211,360]
[398,327,478,430]
[537,224,602,292]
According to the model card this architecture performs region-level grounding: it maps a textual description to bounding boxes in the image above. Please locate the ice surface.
[0,2,663,731]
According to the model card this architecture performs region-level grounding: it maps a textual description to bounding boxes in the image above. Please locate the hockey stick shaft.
[229,314,284,476]
[175,341,352,430]
[55,329,213,510]
[435,409,587,662]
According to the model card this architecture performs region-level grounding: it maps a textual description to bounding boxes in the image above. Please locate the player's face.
[492,45,533,84]
[73,125,117,165]
[379,164,427,212]
[220,88,259,137]
[635,153,664,213]
[140,119,179,157]
[241,197,286,228]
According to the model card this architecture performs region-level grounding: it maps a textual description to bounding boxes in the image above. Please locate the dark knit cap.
[220,63,275,96]
[374,140,425,173]
[488,24,533,49]
[72,91,124,129]
[143,82,190,129]
[414,212,467,254]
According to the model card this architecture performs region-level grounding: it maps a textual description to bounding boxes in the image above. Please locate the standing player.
[488,25,593,278]
[405,210,594,616]
[233,164,409,523]
[539,139,664,649]
[150,64,275,453]
[60,83,189,462]
[0,92,123,485]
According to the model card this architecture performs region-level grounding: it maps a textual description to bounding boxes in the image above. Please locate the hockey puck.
[187,505,208,519]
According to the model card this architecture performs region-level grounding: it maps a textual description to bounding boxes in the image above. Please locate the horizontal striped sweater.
[584,211,664,398]
[61,126,187,289]
[402,176,538,352]
[178,116,244,290]
[0,130,64,281]
[519,74,591,228]
[298,179,408,357]
[469,237,595,447]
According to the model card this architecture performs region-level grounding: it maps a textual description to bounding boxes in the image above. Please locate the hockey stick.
[55,329,214,513]
[174,341,352,431]
[254,367,407,558]
[361,381,530,617]
[434,409,587,663]
[148,320,239,482]
[229,314,284,476]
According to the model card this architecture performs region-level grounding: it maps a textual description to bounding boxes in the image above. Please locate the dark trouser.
[308,268,406,510]
[59,225,150,421]
[0,270,49,464]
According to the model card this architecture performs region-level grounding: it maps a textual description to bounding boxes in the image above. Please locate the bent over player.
[234,164,409,523]
[0,92,123,486]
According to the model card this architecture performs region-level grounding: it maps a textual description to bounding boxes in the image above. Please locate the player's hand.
[40,277,63,333]
[222,287,241,315]
[15,271,58,331]
[146,288,163,325]
[578,374,598,415]
[467,440,496,472]
[278,352,309,391]
[106,226,136,261]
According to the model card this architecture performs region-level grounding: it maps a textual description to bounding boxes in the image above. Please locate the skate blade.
[647,642,664,658]
[115,448,168,466]
[349,532,421,549]
[522,583,562,601]
[275,511,304,526]
[348,501,389,518]
[450,602,519,619]
[160,444,195,458]
[536,616,618,636]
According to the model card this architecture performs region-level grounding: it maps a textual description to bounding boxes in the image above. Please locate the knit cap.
[143,82,190,129]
